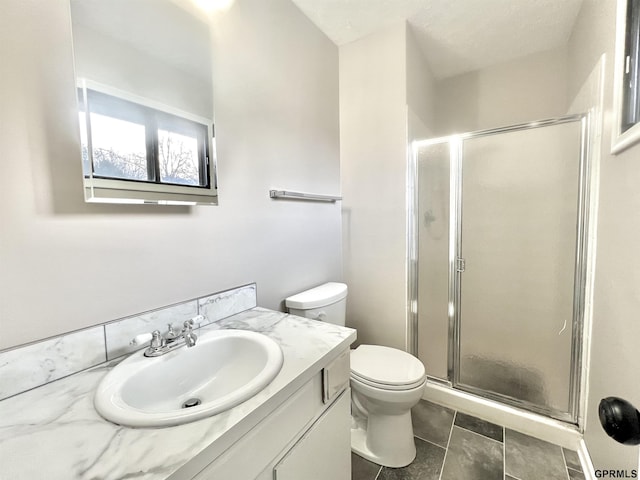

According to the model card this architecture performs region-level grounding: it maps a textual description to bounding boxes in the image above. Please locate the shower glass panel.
[412,115,588,423]
[417,142,451,380]
[457,121,582,417]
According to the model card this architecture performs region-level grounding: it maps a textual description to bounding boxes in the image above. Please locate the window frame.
[78,79,217,204]
[612,0,640,154]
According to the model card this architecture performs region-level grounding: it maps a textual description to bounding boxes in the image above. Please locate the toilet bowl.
[350,344,426,467]
[285,283,427,468]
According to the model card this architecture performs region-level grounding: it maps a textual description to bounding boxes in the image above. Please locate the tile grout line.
[373,464,383,480]
[454,411,505,444]
[413,433,450,451]
[503,432,524,480]
[561,447,572,480]
[102,325,108,362]
[503,426,507,480]
[503,432,530,480]
[453,422,505,446]
[438,410,457,480]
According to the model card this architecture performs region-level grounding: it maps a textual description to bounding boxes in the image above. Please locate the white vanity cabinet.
[190,349,351,480]
[273,391,350,480]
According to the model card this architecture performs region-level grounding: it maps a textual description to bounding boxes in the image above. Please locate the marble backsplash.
[0,284,257,400]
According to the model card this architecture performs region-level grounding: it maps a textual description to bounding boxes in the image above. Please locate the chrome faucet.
[182,319,197,348]
[131,316,203,357]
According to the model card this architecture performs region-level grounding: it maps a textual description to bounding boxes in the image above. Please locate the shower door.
[414,115,589,423]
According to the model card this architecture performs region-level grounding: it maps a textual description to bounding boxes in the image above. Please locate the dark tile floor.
[352,399,585,480]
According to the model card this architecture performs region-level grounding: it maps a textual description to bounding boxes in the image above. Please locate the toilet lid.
[350,345,426,387]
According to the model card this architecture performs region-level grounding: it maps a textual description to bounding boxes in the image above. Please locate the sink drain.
[182,398,202,409]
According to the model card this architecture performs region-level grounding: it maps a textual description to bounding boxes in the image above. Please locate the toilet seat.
[350,345,426,390]
[350,371,426,391]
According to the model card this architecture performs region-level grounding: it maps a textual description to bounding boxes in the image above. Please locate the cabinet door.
[190,375,324,480]
[274,389,351,480]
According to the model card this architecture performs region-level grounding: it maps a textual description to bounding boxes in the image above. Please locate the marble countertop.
[0,308,356,480]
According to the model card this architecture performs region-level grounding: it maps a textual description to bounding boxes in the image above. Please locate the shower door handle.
[456,258,466,273]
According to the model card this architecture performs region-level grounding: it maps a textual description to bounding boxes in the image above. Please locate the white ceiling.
[290,0,584,79]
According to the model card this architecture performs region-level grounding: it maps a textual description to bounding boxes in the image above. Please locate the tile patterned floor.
[352,399,585,480]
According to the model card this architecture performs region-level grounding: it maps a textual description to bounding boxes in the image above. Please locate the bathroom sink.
[94,329,284,427]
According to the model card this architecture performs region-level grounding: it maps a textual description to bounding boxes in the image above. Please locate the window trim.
[78,79,217,204]
[612,0,640,154]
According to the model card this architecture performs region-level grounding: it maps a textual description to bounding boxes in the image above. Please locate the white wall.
[0,0,341,350]
[434,47,569,136]
[72,27,212,120]
[339,21,438,352]
[340,22,409,350]
[406,26,436,137]
[568,0,640,470]
[72,0,213,119]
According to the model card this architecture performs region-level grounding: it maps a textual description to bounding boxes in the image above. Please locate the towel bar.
[269,190,342,202]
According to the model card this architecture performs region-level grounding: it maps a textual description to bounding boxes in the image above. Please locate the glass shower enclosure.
[410,115,590,423]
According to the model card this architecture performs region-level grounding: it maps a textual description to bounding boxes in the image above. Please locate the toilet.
[285,282,427,468]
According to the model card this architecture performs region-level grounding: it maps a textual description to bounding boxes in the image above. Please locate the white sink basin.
[94,329,284,427]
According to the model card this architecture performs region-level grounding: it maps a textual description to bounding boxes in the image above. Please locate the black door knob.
[599,397,640,445]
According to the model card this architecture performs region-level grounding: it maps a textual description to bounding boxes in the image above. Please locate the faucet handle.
[130,330,165,349]
[130,332,153,346]
[165,323,179,341]
[182,320,198,347]
[149,330,165,348]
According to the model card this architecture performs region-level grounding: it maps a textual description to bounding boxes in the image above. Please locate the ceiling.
[290,0,584,79]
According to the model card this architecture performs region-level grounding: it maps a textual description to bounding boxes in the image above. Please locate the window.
[79,89,211,188]
[612,0,640,153]
[77,83,217,204]
[622,0,640,132]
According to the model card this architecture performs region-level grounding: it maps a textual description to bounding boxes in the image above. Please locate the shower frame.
[407,113,592,424]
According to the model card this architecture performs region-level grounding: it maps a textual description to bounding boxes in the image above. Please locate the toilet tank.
[285,282,347,326]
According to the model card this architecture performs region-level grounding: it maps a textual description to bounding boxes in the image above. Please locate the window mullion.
[147,114,159,182]
[199,127,208,187]
[631,0,640,124]
[623,0,640,131]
